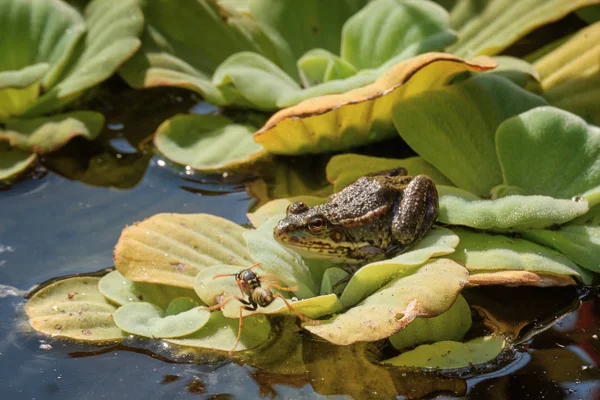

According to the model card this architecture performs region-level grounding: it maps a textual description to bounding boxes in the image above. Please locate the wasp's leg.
[273,293,320,325]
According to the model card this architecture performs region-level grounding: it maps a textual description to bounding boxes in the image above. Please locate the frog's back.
[326,177,395,225]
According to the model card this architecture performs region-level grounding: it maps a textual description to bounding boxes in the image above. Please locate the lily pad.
[305,259,469,345]
[25,277,124,342]
[326,153,452,191]
[194,265,341,319]
[113,302,211,338]
[153,114,268,172]
[439,195,589,231]
[389,295,472,351]
[446,228,592,286]
[0,142,36,181]
[392,74,546,196]
[523,205,600,273]
[448,0,600,58]
[167,311,271,352]
[113,213,255,288]
[383,336,506,369]
[23,0,143,116]
[243,216,319,298]
[0,0,84,118]
[0,112,104,153]
[340,227,460,307]
[98,270,202,310]
[496,106,600,200]
[254,53,496,155]
[534,22,600,122]
[341,0,457,70]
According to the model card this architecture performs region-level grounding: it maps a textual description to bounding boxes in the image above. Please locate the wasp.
[212,262,318,355]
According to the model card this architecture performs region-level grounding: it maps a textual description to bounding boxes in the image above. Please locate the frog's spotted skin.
[274,169,439,264]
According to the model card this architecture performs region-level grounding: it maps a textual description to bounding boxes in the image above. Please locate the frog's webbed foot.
[391,175,439,250]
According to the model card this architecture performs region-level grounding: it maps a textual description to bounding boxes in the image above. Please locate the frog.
[274,168,438,264]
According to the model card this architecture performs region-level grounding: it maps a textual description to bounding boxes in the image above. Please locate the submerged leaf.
[113,213,255,288]
[392,74,546,196]
[167,311,271,352]
[25,277,124,342]
[0,112,104,153]
[384,336,506,369]
[254,53,496,155]
[447,228,591,286]
[439,195,589,230]
[306,259,469,345]
[496,107,600,200]
[389,295,472,351]
[113,302,210,338]
[448,0,599,58]
[326,153,452,191]
[154,114,267,172]
[340,227,460,307]
[0,142,36,181]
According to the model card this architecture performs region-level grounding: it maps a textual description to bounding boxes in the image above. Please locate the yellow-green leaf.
[254,53,496,155]
[25,277,124,342]
[113,213,255,288]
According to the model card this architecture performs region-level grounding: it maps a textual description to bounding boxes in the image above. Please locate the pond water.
[2,84,600,400]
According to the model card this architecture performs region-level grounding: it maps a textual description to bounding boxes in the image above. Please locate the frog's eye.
[308,216,328,232]
[287,201,308,215]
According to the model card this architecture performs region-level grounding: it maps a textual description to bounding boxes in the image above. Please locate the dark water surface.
[1,85,600,400]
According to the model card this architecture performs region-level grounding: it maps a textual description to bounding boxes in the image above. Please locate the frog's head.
[274,201,359,262]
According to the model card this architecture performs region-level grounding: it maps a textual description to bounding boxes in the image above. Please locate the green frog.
[274,168,438,263]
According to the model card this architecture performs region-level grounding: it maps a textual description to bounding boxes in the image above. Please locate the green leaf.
[243,216,318,298]
[447,228,592,285]
[0,142,36,181]
[165,297,200,316]
[194,265,341,319]
[448,0,600,58]
[389,295,472,351]
[98,270,201,310]
[534,22,600,123]
[326,153,452,192]
[523,205,600,273]
[297,49,357,87]
[383,336,505,369]
[0,111,104,153]
[255,53,496,155]
[25,277,124,342]
[167,311,271,352]
[24,0,144,116]
[392,74,546,196]
[153,114,267,172]
[496,106,600,199]
[250,0,368,62]
[485,56,541,91]
[113,213,255,288]
[305,259,469,345]
[340,227,460,307]
[320,267,350,296]
[341,0,457,70]
[0,0,85,86]
[118,0,274,98]
[212,52,300,110]
[113,302,211,338]
[439,195,589,231]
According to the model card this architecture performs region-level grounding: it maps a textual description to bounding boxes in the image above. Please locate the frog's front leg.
[387,175,438,256]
